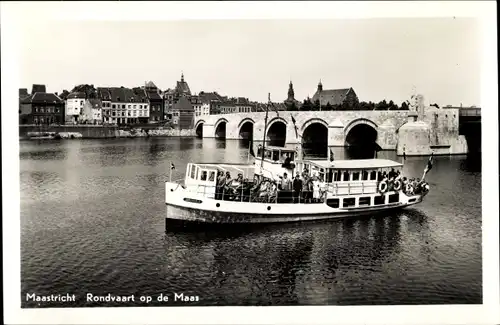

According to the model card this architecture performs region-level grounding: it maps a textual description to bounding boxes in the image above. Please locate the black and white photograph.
[2,1,498,324]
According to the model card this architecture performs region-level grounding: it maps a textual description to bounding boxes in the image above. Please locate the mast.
[260,93,271,161]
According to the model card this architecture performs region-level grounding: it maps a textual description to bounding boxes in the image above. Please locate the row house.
[214,97,253,114]
[198,91,223,115]
[80,99,103,124]
[97,87,149,125]
[143,81,163,122]
[191,95,204,117]
[20,91,65,125]
[66,92,86,124]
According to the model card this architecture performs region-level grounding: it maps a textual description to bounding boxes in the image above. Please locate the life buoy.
[422,183,430,193]
[393,179,402,191]
[378,180,388,193]
[405,184,414,195]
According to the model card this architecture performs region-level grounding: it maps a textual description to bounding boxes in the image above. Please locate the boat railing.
[327,180,379,196]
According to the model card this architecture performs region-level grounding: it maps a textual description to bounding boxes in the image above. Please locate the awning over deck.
[300,159,403,170]
[191,163,255,176]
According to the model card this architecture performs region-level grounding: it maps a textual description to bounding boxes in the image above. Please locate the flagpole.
[169,164,173,182]
[261,93,270,161]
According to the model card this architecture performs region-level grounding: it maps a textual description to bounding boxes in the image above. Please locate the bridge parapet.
[195,107,469,155]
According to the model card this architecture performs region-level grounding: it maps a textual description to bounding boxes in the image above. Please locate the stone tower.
[287,80,295,101]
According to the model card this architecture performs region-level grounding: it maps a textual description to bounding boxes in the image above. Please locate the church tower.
[317,79,323,93]
[287,80,295,101]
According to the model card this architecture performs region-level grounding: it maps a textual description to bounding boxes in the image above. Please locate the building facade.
[311,81,359,108]
[97,87,149,125]
[172,96,194,129]
[80,99,103,124]
[23,92,65,125]
[66,92,86,124]
[144,81,163,122]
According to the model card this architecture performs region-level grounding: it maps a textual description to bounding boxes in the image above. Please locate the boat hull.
[165,182,423,224]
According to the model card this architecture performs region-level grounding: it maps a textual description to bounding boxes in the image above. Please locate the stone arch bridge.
[195,110,414,151]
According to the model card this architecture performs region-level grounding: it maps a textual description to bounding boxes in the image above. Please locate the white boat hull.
[165,182,424,224]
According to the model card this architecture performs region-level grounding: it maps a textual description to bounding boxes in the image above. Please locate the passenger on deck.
[312,175,321,203]
[215,171,225,200]
[282,154,292,168]
[279,172,292,203]
[293,172,303,203]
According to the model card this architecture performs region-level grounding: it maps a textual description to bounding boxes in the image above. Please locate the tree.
[401,101,409,110]
[288,102,299,111]
[324,102,333,111]
[313,99,321,111]
[375,100,388,110]
[301,98,313,111]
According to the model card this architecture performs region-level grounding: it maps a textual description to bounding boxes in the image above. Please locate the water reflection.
[20,137,482,307]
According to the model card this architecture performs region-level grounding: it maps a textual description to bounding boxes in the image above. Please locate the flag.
[291,114,299,139]
[424,153,433,173]
[329,148,334,162]
[170,163,175,170]
[422,152,433,180]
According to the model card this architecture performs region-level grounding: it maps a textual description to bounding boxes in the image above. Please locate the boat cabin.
[294,159,403,196]
[254,145,297,181]
[183,163,255,199]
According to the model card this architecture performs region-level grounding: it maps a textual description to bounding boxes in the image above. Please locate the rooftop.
[302,158,403,170]
[312,88,353,106]
[30,92,63,104]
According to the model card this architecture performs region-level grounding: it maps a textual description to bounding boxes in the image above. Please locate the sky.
[16,17,481,107]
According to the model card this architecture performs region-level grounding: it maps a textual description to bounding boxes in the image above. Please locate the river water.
[20,137,482,307]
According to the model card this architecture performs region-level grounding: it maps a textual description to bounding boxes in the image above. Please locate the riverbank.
[19,125,196,140]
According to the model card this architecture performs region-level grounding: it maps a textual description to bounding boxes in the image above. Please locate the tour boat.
[165,94,431,225]
[164,145,431,224]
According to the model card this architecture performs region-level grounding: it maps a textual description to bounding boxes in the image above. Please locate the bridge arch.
[301,118,329,158]
[344,118,378,137]
[266,117,288,147]
[214,118,228,139]
[238,118,255,140]
[195,119,205,138]
[344,118,379,158]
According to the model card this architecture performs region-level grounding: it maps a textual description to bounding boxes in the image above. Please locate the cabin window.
[265,150,272,159]
[195,167,199,180]
[327,169,334,183]
[326,198,340,208]
[352,172,360,181]
[200,171,207,181]
[343,171,350,182]
[378,171,383,180]
[370,171,377,181]
[388,193,399,204]
[362,171,369,181]
[209,171,216,181]
[334,171,341,182]
[359,197,371,206]
[272,151,280,161]
[374,195,385,205]
[343,198,356,208]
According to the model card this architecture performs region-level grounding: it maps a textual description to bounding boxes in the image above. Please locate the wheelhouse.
[254,145,297,180]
